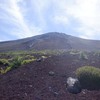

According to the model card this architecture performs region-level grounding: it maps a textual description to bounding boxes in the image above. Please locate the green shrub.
[0,68,5,74]
[79,52,88,60]
[24,55,35,59]
[21,59,35,65]
[0,66,12,74]
[4,66,12,73]
[70,50,80,55]
[76,66,100,90]
[10,56,23,69]
[0,59,10,74]
[0,59,9,65]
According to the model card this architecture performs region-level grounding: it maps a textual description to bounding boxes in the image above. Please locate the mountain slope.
[0,32,100,52]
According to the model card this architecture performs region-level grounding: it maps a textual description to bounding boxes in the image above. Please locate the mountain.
[0,32,100,52]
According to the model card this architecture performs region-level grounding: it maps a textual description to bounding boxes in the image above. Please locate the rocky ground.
[0,51,100,100]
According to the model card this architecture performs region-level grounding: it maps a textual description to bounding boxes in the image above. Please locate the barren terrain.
[0,51,100,100]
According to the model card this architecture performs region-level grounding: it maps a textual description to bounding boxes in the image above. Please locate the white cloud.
[65,0,100,39]
[78,27,95,39]
[51,0,100,39]
[0,0,41,39]
[67,0,99,26]
[1,0,100,41]
[53,15,69,25]
[30,0,50,29]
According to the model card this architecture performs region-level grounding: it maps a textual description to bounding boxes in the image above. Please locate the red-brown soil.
[0,52,100,100]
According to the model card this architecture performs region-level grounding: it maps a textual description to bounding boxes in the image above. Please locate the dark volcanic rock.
[0,32,100,52]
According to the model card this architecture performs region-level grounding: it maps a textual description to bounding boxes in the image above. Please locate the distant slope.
[0,32,100,52]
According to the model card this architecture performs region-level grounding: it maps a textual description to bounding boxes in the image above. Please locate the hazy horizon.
[0,0,100,41]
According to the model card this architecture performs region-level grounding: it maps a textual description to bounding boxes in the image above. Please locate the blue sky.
[0,0,100,41]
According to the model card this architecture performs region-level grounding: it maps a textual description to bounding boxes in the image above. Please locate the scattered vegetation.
[21,59,35,65]
[0,59,9,65]
[0,55,34,74]
[10,56,23,69]
[76,66,100,90]
[0,50,98,75]
[79,52,88,60]
[0,50,52,74]
[94,51,100,57]
[69,50,80,55]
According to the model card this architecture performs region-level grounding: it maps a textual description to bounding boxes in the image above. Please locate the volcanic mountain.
[0,32,100,52]
[0,33,100,100]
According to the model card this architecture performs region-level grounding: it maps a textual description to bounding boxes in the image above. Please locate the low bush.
[76,66,100,90]
[21,59,35,65]
[0,59,9,66]
[10,56,23,69]
[79,52,88,60]
[23,55,35,60]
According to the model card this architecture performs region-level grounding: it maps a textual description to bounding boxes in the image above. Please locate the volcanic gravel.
[0,53,100,100]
